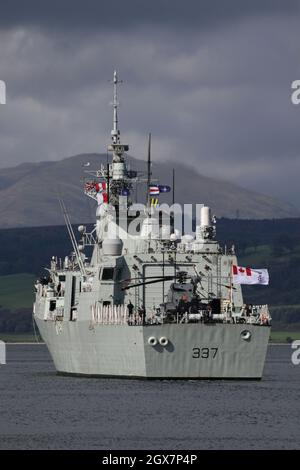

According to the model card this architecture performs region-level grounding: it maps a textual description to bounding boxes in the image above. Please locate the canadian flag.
[96,191,108,205]
[94,182,108,205]
[95,182,107,193]
[232,265,269,285]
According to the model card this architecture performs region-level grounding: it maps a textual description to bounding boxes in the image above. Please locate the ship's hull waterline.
[35,318,270,379]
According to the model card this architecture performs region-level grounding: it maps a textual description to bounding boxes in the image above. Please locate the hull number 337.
[192,347,218,359]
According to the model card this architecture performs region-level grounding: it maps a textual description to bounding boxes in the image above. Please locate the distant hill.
[0,153,298,228]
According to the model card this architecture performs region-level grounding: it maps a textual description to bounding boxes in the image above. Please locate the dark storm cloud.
[0,1,300,207]
[0,0,298,31]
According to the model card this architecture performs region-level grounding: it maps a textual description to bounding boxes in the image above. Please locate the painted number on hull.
[192,347,218,359]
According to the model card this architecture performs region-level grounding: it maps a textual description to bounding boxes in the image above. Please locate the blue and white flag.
[158,185,171,193]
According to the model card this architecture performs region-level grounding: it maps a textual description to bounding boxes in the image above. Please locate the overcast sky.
[0,0,300,206]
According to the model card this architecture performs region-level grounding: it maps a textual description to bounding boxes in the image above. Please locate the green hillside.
[0,273,35,310]
[269,331,300,343]
[237,243,300,329]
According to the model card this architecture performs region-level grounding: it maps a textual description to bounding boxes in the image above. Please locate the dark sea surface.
[0,344,299,450]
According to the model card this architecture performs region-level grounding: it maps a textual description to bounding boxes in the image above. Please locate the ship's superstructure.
[33,72,271,379]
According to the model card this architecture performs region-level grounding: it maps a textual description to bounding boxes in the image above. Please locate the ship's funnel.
[200,206,211,227]
[102,237,123,256]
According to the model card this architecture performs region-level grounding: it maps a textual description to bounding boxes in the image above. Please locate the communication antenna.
[111,70,122,145]
[147,133,152,206]
[172,168,175,205]
[106,163,110,204]
[170,167,175,233]
[58,197,86,276]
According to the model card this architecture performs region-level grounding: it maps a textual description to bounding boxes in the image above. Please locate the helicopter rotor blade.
[122,276,175,290]
[119,271,190,284]
[118,275,173,283]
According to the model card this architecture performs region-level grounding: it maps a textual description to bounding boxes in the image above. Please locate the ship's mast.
[107,71,130,207]
[111,70,121,146]
[108,71,129,161]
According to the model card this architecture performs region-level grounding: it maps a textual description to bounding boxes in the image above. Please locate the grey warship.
[33,71,271,379]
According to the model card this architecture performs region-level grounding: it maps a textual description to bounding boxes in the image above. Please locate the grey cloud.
[0,0,298,31]
[0,3,300,208]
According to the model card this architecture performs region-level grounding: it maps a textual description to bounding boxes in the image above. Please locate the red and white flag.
[149,186,160,196]
[95,182,107,193]
[95,182,108,205]
[96,191,108,205]
[232,265,269,285]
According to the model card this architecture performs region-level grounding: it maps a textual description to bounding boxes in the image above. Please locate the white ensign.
[232,265,269,285]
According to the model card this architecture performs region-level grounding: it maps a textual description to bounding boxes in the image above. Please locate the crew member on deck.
[127,300,134,324]
[178,294,190,317]
[138,305,146,325]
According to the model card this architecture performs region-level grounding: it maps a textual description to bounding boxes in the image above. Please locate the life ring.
[241,330,251,341]
[148,336,158,346]
[159,336,169,347]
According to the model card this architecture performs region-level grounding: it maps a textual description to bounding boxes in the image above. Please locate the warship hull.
[35,318,270,379]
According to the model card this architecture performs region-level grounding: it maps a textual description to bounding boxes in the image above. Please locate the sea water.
[0,344,299,449]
